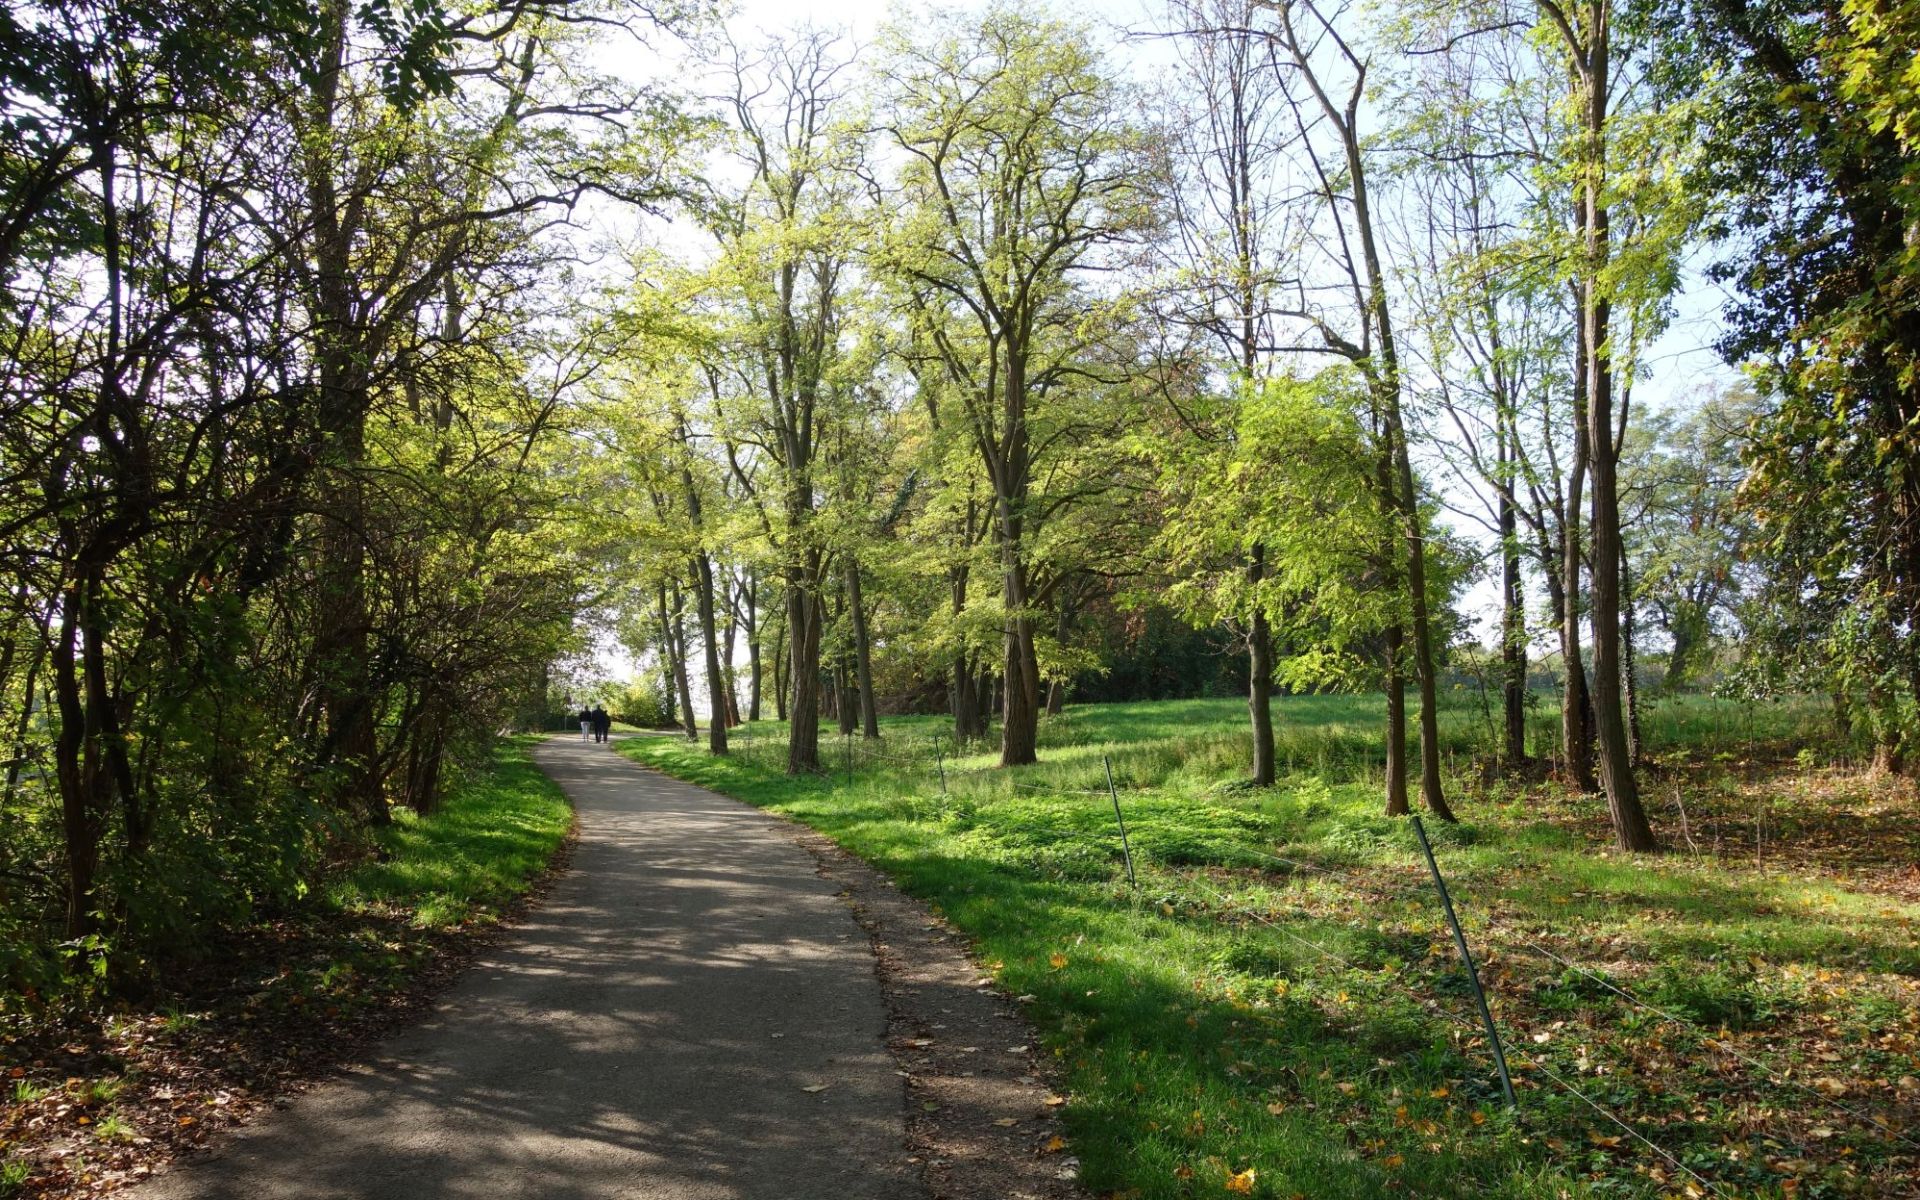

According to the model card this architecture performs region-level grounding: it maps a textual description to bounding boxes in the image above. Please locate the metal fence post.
[1103,755,1137,888]
[936,746,947,796]
[844,732,853,785]
[1411,815,1517,1109]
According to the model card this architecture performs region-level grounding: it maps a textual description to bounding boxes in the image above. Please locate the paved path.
[138,737,917,1200]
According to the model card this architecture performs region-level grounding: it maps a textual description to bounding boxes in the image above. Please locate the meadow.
[624,694,1920,1200]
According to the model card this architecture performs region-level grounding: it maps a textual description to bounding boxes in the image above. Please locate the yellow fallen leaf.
[993,1117,1019,1127]
[1429,1086,1449,1099]
[1383,1154,1405,1169]
[1044,1135,1067,1153]
[1266,1101,1287,1115]
[1044,1094,1067,1107]
[801,1084,829,1093]
[1335,1081,1357,1095]
[1049,952,1068,970]
[1225,1167,1257,1194]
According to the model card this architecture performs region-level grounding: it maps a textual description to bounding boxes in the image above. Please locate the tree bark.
[772,613,788,724]
[845,560,880,738]
[1499,425,1529,770]
[692,554,729,754]
[1562,288,1598,792]
[1249,576,1276,786]
[744,574,763,722]
[663,582,697,742]
[787,584,822,772]
[1383,623,1409,816]
[1622,541,1643,767]
[1578,4,1657,851]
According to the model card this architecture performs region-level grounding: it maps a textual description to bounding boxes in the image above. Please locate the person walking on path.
[591,705,611,744]
[577,707,593,742]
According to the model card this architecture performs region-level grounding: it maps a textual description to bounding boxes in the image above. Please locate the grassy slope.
[331,734,573,927]
[0,735,572,1199]
[624,697,1919,1200]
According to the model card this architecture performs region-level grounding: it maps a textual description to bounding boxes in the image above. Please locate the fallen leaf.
[1044,1094,1067,1107]
[1049,952,1069,970]
[1044,1136,1067,1153]
[993,1118,1020,1127]
[1225,1167,1257,1194]
[801,1084,829,1093]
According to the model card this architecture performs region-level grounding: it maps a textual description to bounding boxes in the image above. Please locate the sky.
[583,0,1743,706]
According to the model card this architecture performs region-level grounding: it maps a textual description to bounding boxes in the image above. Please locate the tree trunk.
[1383,623,1409,817]
[845,561,880,738]
[952,652,979,740]
[1249,601,1276,787]
[1001,556,1040,766]
[1622,541,1643,768]
[1580,15,1657,852]
[3,606,49,802]
[306,1,382,827]
[1045,601,1073,718]
[950,565,984,741]
[835,658,857,736]
[771,613,788,724]
[1499,430,1529,770]
[1562,300,1598,793]
[692,554,729,755]
[745,575,762,722]
[720,591,741,728]
[667,582,697,742]
[52,582,101,938]
[787,584,822,773]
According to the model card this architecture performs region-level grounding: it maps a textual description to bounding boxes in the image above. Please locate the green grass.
[330,735,573,927]
[624,696,1919,1200]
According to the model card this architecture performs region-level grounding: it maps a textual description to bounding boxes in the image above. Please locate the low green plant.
[92,1111,135,1142]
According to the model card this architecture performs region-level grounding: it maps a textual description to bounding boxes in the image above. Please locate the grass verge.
[624,699,1919,1200]
[0,734,572,1200]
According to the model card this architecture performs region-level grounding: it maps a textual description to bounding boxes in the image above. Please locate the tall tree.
[875,5,1146,767]
[706,30,862,774]
[1152,0,1298,785]
[1264,0,1457,820]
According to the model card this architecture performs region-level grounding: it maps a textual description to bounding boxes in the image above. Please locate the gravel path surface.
[135,736,919,1200]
